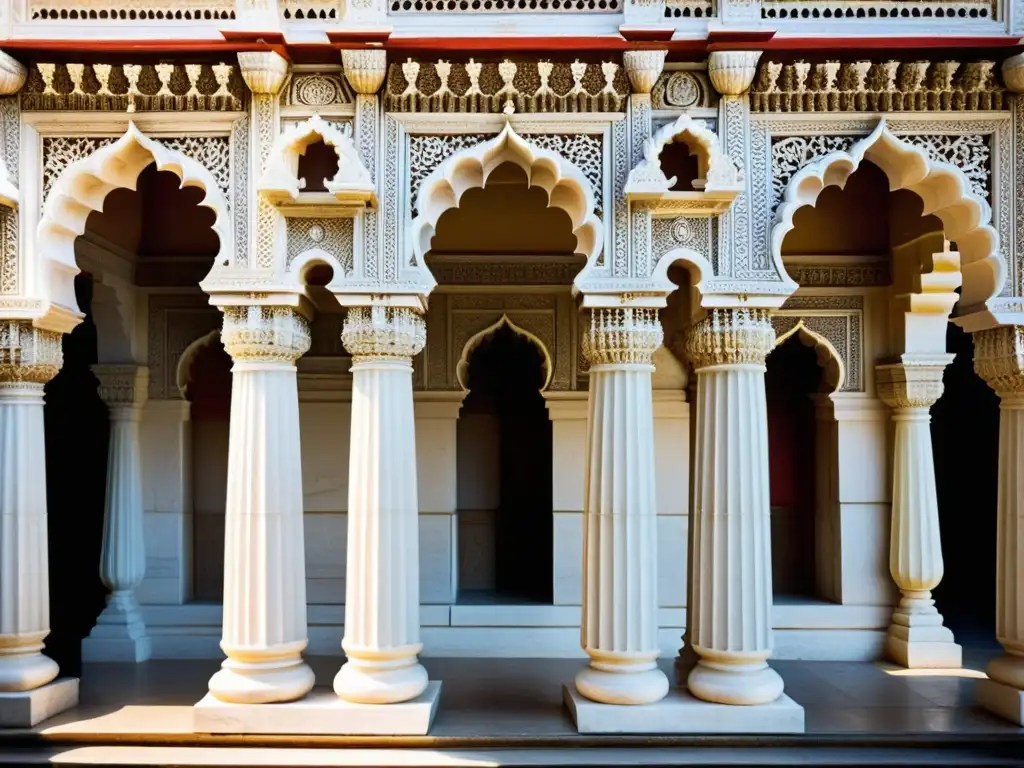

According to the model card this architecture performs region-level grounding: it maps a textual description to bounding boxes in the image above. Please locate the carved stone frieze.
[390,0,622,12]
[0,321,62,384]
[663,0,715,18]
[762,0,991,20]
[750,60,1007,113]
[428,259,582,285]
[29,0,234,20]
[22,62,245,112]
[384,59,630,113]
[286,217,354,274]
[281,73,354,107]
[651,69,717,110]
[651,216,713,264]
[785,262,891,288]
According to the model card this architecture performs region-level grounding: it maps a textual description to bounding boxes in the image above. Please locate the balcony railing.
[760,0,993,19]
[28,0,234,20]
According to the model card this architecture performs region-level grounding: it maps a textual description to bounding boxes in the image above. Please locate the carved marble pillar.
[207,306,315,705]
[574,308,669,706]
[0,323,62,692]
[876,357,961,669]
[684,309,783,706]
[237,52,289,272]
[334,306,430,705]
[82,365,151,663]
[974,327,1024,723]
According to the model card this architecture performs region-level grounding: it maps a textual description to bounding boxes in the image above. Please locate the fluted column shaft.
[575,308,668,706]
[975,327,1024,699]
[207,306,314,705]
[0,323,62,692]
[684,308,783,706]
[876,357,960,669]
[335,305,428,705]
[84,365,151,661]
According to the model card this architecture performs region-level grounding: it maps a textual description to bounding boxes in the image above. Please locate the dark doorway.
[459,324,553,603]
[766,333,822,599]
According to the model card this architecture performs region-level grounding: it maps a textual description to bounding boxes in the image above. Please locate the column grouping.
[0,322,63,694]
[875,357,961,669]
[683,308,784,706]
[207,305,315,705]
[575,306,669,706]
[974,326,1024,724]
[334,305,430,705]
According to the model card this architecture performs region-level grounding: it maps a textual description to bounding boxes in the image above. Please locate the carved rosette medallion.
[974,325,1024,398]
[582,308,662,367]
[684,308,775,370]
[342,306,427,361]
[220,306,311,364]
[0,321,63,384]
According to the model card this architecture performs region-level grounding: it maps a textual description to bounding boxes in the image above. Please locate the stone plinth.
[0,678,79,727]
[194,682,441,735]
[977,678,1024,726]
[563,684,804,734]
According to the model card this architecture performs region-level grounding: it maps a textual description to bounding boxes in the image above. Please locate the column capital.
[875,355,954,411]
[237,51,290,96]
[582,307,662,366]
[0,321,62,385]
[708,51,762,97]
[342,306,426,361]
[623,50,667,96]
[92,364,149,409]
[0,51,26,96]
[220,306,310,363]
[974,325,1024,400]
[684,308,774,370]
[1002,54,1024,94]
[341,50,388,96]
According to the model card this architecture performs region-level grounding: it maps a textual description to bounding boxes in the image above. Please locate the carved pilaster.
[0,321,62,385]
[714,81,754,280]
[238,52,289,272]
[341,306,426,361]
[220,305,311,363]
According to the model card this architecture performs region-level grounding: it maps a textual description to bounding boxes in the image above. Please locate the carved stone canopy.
[258,114,376,212]
[624,113,744,216]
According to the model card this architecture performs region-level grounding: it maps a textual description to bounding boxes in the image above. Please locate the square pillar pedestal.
[0,678,79,727]
[977,679,1024,726]
[563,684,804,734]
[194,682,442,735]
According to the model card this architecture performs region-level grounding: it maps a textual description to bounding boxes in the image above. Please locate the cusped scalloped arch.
[37,122,233,317]
[456,314,553,392]
[772,119,1004,316]
[774,320,845,393]
[625,114,743,196]
[411,122,603,272]
[259,114,373,203]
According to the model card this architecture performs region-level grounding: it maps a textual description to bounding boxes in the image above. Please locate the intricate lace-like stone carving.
[408,132,604,216]
[751,60,1006,113]
[342,306,426,360]
[611,118,628,274]
[42,137,115,202]
[974,325,1024,395]
[652,70,716,110]
[0,99,18,296]
[771,135,857,212]
[286,218,354,273]
[651,216,712,261]
[232,115,250,268]
[162,136,231,199]
[583,308,662,367]
[772,308,863,392]
[284,74,354,107]
[0,322,62,383]
[685,308,775,369]
[900,133,989,199]
[221,306,311,363]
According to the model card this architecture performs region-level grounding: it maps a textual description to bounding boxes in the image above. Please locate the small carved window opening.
[297,139,340,194]
[659,139,701,193]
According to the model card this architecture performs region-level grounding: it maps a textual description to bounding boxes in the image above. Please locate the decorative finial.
[503,98,515,115]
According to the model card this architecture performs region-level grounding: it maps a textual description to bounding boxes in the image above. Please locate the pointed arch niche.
[37,123,232,322]
[455,315,554,605]
[765,322,843,602]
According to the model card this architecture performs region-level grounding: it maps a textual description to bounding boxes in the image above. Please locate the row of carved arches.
[31,114,1003,671]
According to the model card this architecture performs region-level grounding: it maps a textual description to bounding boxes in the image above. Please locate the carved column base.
[82,591,152,663]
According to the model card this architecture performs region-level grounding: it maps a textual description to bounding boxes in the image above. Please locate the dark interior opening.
[44,274,108,677]
[766,333,822,598]
[659,140,701,193]
[460,325,553,603]
[298,139,340,194]
[932,320,999,645]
